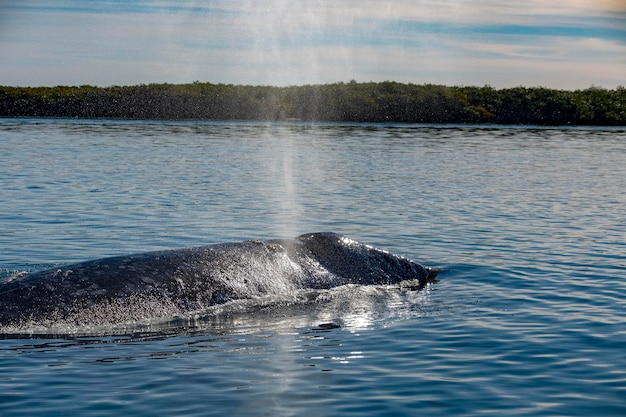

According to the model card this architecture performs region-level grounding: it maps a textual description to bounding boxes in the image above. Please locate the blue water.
[1,118,625,416]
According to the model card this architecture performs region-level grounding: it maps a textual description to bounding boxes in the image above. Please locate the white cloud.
[0,0,624,88]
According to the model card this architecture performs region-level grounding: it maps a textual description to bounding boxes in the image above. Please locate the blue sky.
[1,0,625,89]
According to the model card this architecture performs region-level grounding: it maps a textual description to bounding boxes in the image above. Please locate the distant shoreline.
[1,82,624,125]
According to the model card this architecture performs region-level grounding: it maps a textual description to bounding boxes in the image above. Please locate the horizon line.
[3,80,624,92]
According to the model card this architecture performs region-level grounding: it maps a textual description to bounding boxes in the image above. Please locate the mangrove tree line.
[0,81,624,125]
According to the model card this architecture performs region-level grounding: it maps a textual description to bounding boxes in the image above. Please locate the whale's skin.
[0,232,436,328]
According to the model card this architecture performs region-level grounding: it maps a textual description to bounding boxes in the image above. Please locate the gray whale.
[0,232,436,329]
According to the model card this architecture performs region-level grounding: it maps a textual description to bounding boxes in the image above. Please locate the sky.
[1,0,625,89]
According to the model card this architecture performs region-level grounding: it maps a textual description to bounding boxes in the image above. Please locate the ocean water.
[0,118,625,416]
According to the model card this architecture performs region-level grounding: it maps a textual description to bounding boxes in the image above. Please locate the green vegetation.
[1,81,624,125]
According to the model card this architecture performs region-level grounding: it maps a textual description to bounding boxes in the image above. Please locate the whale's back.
[0,233,436,330]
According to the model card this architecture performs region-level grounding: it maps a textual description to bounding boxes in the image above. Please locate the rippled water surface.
[1,119,625,416]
